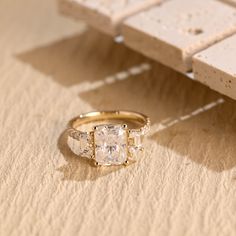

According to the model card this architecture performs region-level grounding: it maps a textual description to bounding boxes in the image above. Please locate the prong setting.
[93,126,98,131]
[124,160,129,166]
[94,161,100,166]
[123,124,128,129]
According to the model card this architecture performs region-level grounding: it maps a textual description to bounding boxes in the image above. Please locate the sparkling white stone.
[128,129,143,160]
[79,132,93,158]
[94,124,128,165]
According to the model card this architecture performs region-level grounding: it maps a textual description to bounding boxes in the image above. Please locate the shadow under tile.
[79,60,221,125]
[16,28,147,87]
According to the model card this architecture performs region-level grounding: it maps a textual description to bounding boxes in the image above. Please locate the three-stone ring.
[66,111,150,166]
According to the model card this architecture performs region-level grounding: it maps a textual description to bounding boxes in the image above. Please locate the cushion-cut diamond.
[94,124,128,165]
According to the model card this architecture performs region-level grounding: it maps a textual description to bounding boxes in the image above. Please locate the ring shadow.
[57,128,130,182]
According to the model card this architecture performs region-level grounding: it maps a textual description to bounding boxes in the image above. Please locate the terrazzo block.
[193,34,236,100]
[58,0,162,35]
[122,0,236,73]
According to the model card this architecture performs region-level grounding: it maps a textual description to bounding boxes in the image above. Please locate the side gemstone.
[79,132,93,158]
[94,124,128,165]
[128,129,143,160]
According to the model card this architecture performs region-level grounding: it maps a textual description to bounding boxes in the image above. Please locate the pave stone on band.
[67,111,150,166]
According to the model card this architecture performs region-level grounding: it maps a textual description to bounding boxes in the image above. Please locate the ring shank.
[69,111,149,130]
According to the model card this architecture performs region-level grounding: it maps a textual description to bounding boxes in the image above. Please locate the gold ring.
[66,111,150,166]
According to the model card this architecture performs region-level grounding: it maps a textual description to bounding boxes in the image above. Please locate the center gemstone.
[94,124,128,165]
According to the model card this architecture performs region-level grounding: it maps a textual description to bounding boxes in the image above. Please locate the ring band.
[67,111,150,166]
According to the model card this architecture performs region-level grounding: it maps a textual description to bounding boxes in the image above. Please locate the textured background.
[0,0,236,235]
